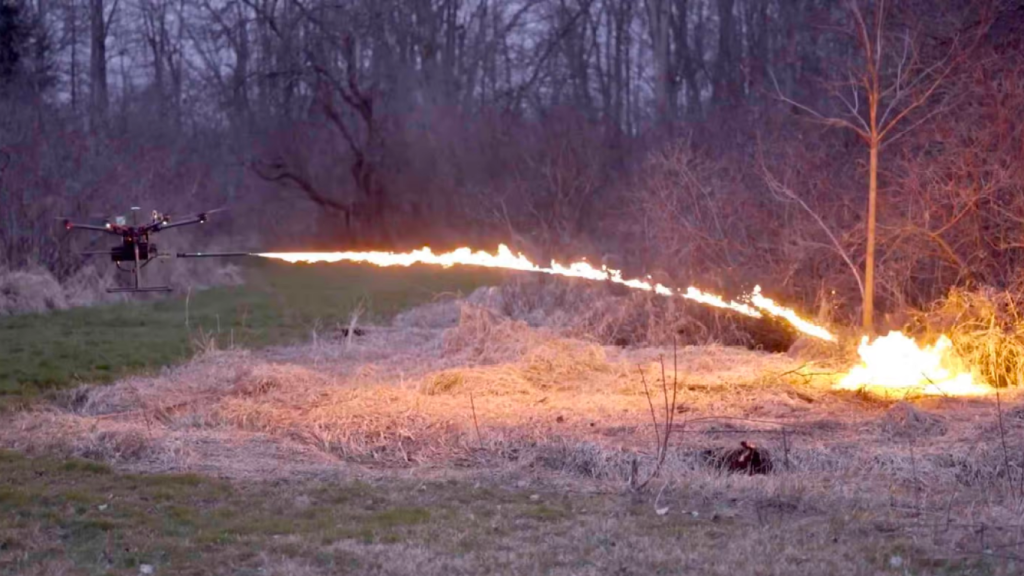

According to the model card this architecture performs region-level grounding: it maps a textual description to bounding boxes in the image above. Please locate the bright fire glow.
[749,286,835,342]
[834,331,992,397]
[257,244,834,340]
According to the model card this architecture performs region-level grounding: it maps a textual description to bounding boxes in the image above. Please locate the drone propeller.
[194,206,228,221]
[149,206,228,232]
[171,207,227,218]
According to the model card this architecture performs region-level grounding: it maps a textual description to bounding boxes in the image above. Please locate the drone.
[60,207,251,293]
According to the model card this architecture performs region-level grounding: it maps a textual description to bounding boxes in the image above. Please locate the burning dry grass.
[4,294,1024,567]
[913,287,1024,389]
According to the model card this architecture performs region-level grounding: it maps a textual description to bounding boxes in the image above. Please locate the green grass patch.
[520,503,569,522]
[0,259,501,400]
[0,453,477,573]
[0,451,976,576]
[368,507,432,529]
[60,459,112,474]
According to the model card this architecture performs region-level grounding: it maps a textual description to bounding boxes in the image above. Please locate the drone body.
[62,207,249,293]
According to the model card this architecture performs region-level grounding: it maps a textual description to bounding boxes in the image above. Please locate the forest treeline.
[1,0,1022,325]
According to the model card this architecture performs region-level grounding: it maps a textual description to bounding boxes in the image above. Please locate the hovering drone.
[61,207,250,293]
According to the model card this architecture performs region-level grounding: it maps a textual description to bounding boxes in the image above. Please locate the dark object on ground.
[702,441,774,475]
[339,327,366,337]
[743,317,797,353]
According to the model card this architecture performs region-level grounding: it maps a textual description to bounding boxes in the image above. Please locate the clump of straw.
[912,287,1024,388]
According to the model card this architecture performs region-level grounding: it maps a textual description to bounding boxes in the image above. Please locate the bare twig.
[470,391,483,450]
[759,148,865,298]
[654,480,671,515]
[909,427,921,513]
[782,427,791,471]
[634,339,684,491]
[184,287,191,330]
[638,366,662,453]
[995,388,1015,498]
[346,301,365,351]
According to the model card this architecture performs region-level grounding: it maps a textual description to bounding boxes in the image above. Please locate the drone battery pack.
[111,242,155,262]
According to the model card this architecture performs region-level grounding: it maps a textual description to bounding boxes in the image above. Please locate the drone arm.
[151,215,207,232]
[63,221,118,234]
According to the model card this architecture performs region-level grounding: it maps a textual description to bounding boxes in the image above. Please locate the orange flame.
[258,244,834,341]
[834,331,992,397]
[749,286,835,342]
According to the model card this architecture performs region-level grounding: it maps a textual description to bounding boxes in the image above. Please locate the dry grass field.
[3,292,1024,575]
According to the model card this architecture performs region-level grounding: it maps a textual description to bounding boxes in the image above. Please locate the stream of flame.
[256,246,999,397]
[257,244,832,341]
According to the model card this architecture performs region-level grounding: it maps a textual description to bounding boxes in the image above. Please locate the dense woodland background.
[1,0,1022,324]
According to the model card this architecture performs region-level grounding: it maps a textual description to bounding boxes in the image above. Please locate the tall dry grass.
[912,287,1024,388]
[0,267,69,315]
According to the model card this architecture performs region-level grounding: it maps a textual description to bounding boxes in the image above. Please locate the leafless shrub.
[0,266,67,315]
[0,258,243,316]
[876,46,1024,311]
[631,348,683,491]
[61,265,118,307]
[627,143,747,287]
[480,112,611,261]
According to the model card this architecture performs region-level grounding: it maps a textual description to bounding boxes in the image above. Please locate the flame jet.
[257,244,834,341]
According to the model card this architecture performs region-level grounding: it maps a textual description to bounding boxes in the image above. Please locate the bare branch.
[758,147,866,298]
[251,158,352,217]
[835,88,871,134]
[879,95,959,149]
[770,71,871,141]
[879,31,913,126]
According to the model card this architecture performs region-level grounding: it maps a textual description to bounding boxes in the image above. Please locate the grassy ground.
[0,448,989,576]
[4,266,1024,574]
[0,260,500,402]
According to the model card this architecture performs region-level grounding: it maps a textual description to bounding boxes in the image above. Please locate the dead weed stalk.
[631,339,684,491]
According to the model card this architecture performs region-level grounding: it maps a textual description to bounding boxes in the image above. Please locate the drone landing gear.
[108,240,171,293]
[109,286,173,294]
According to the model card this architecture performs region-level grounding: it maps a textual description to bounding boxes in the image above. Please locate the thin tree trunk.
[89,0,107,124]
[70,1,78,112]
[646,0,672,132]
[864,139,878,334]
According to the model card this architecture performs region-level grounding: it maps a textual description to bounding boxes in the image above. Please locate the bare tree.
[89,0,118,125]
[773,0,987,333]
